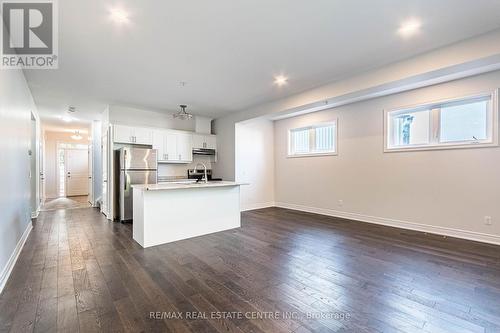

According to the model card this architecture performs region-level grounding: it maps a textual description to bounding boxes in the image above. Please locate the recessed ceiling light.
[60,115,74,122]
[274,75,288,86]
[110,8,129,24]
[398,18,421,38]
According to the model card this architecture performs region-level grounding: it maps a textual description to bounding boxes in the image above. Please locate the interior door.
[39,139,45,203]
[88,146,93,204]
[101,131,108,215]
[65,148,89,196]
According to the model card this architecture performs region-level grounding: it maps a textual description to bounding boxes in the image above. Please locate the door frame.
[30,111,41,218]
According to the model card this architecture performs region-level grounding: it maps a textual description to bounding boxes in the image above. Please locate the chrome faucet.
[195,162,208,183]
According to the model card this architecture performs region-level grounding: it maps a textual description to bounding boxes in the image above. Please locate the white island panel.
[133,185,241,248]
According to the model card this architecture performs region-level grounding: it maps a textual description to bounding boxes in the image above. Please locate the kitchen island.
[132,181,244,248]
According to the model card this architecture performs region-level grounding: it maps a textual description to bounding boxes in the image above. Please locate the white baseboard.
[241,201,276,212]
[0,222,33,294]
[274,202,500,246]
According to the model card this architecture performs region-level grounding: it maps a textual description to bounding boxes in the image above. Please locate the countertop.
[132,181,246,191]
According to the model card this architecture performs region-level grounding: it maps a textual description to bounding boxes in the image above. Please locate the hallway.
[41,196,91,211]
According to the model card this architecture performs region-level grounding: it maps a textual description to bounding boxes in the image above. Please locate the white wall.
[109,105,196,131]
[235,118,275,210]
[274,70,500,242]
[43,131,90,198]
[157,155,214,178]
[0,62,37,292]
[213,29,500,180]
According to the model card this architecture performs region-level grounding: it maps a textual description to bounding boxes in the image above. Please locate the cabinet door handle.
[166,154,168,160]
[178,154,181,160]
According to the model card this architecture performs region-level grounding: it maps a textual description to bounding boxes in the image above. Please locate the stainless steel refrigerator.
[118,147,157,222]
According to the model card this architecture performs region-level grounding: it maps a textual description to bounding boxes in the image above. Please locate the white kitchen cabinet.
[205,135,217,150]
[154,130,193,163]
[165,132,178,161]
[134,127,153,145]
[193,134,217,150]
[152,130,167,161]
[177,133,193,162]
[114,125,135,144]
[113,125,152,145]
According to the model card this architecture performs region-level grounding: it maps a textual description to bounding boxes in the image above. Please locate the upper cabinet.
[153,130,193,163]
[193,134,217,150]
[114,125,152,145]
[114,124,213,164]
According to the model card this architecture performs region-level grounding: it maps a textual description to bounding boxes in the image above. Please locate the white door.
[101,131,108,216]
[65,149,89,196]
[39,139,45,203]
[88,146,93,204]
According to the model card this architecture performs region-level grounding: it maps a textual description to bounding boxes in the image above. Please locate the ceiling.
[26,0,500,128]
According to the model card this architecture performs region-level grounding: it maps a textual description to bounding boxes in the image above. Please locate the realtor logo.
[1,0,58,69]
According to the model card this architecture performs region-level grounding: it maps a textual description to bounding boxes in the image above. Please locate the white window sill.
[384,141,498,153]
[287,152,338,158]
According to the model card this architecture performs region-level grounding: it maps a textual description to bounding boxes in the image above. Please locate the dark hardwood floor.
[1,207,500,333]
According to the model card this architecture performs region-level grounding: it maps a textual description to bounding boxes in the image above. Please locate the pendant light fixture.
[173,104,193,120]
[71,130,83,140]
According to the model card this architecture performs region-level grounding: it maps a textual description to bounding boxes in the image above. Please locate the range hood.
[192,148,216,155]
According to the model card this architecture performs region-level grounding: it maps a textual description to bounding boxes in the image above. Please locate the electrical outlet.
[338,199,344,207]
[484,216,492,226]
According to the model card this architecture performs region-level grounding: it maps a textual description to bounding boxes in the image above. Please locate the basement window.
[288,121,337,157]
[385,92,498,152]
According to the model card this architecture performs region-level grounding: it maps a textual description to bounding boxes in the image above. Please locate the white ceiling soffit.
[270,54,500,120]
[24,0,500,126]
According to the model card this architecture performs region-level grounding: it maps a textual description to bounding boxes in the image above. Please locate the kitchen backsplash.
[157,155,213,178]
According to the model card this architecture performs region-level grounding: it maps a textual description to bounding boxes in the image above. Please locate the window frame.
[288,120,338,158]
[384,90,499,152]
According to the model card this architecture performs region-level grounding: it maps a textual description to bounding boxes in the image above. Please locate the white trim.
[274,202,500,246]
[287,152,338,158]
[288,120,338,157]
[384,90,499,152]
[0,222,33,294]
[241,201,276,212]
